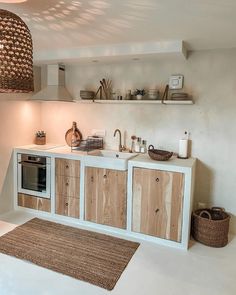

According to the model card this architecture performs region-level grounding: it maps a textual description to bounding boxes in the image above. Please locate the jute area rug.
[0,218,139,290]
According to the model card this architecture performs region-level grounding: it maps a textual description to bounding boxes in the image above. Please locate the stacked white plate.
[147,89,159,100]
[80,90,95,100]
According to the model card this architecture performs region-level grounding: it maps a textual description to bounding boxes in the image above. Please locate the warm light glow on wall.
[21,101,31,115]
[0,0,27,3]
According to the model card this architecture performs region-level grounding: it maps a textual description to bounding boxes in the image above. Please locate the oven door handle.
[18,161,47,168]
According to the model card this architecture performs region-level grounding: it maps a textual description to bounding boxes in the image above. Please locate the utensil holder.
[35,136,46,145]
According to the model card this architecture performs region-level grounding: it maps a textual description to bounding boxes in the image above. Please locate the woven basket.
[0,9,34,93]
[192,207,230,247]
[148,145,173,161]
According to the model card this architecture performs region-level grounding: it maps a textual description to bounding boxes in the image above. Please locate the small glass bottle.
[134,137,141,153]
[140,140,147,153]
[126,90,132,100]
[116,89,121,100]
[131,135,136,153]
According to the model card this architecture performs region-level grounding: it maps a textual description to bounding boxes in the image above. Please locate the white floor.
[0,211,235,295]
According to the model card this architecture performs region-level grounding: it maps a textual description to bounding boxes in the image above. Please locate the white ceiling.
[1,0,236,61]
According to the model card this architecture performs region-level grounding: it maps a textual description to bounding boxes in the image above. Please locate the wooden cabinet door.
[55,158,80,218]
[132,168,184,242]
[18,193,51,212]
[55,158,80,178]
[56,195,80,218]
[85,167,127,229]
[55,175,80,198]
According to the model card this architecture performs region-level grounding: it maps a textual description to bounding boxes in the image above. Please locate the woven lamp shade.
[0,9,34,93]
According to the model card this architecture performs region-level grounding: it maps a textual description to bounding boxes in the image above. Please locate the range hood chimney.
[32,64,74,102]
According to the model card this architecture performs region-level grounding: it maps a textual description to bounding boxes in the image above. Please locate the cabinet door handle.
[65,164,69,169]
[156,178,159,183]
[155,208,159,213]
[65,202,68,206]
[91,176,94,182]
[103,174,107,179]
[66,181,69,186]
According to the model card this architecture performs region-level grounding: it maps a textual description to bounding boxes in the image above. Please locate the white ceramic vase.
[136,94,143,100]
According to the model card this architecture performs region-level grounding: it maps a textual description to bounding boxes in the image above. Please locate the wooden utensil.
[108,79,112,89]
[100,80,108,100]
[102,78,107,89]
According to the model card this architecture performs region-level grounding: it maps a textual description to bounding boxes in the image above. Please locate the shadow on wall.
[194,160,214,208]
[0,153,14,214]
[229,214,236,234]
[194,160,236,233]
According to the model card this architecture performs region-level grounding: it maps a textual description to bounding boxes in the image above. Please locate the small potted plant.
[35,130,46,145]
[134,89,145,100]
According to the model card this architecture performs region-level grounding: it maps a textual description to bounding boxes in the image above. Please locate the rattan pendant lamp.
[0,9,34,93]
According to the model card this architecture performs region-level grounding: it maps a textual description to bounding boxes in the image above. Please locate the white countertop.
[14,144,196,171]
[128,154,196,173]
[15,144,88,159]
[130,154,196,168]
[16,144,65,151]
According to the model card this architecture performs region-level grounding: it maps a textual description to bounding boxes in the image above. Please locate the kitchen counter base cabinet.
[85,167,127,229]
[132,167,184,242]
[18,193,51,212]
[14,146,196,250]
[55,158,80,219]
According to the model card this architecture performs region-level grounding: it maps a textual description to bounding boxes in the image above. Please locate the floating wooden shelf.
[75,99,194,105]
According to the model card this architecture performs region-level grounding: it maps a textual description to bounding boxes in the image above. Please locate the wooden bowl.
[148,145,173,161]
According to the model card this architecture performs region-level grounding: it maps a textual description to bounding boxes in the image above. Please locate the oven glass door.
[18,154,51,199]
[21,162,46,193]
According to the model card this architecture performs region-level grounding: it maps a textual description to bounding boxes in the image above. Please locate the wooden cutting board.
[65,122,82,147]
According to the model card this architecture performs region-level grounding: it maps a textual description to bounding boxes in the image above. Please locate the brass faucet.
[113,129,124,152]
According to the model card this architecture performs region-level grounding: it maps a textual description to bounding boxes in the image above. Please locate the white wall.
[0,101,41,213]
[0,50,234,234]
[0,66,41,214]
[41,49,236,233]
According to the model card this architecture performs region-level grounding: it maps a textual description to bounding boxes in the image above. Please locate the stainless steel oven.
[17,154,51,199]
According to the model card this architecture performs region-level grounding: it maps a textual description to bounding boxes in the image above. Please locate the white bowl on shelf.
[147,89,159,100]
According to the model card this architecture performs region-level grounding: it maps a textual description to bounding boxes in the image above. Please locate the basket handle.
[199,210,212,219]
[148,144,154,150]
[211,207,225,212]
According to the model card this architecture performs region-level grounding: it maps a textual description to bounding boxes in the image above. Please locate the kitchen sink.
[86,149,138,170]
[89,149,136,159]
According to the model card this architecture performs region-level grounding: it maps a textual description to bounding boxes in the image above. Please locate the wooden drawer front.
[132,168,184,242]
[56,175,80,198]
[56,195,80,218]
[18,193,51,213]
[55,158,80,177]
[85,167,127,229]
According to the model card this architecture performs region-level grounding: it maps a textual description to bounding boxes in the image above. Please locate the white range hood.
[32,64,74,102]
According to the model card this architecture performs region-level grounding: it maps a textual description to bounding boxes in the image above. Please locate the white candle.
[179,139,188,158]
